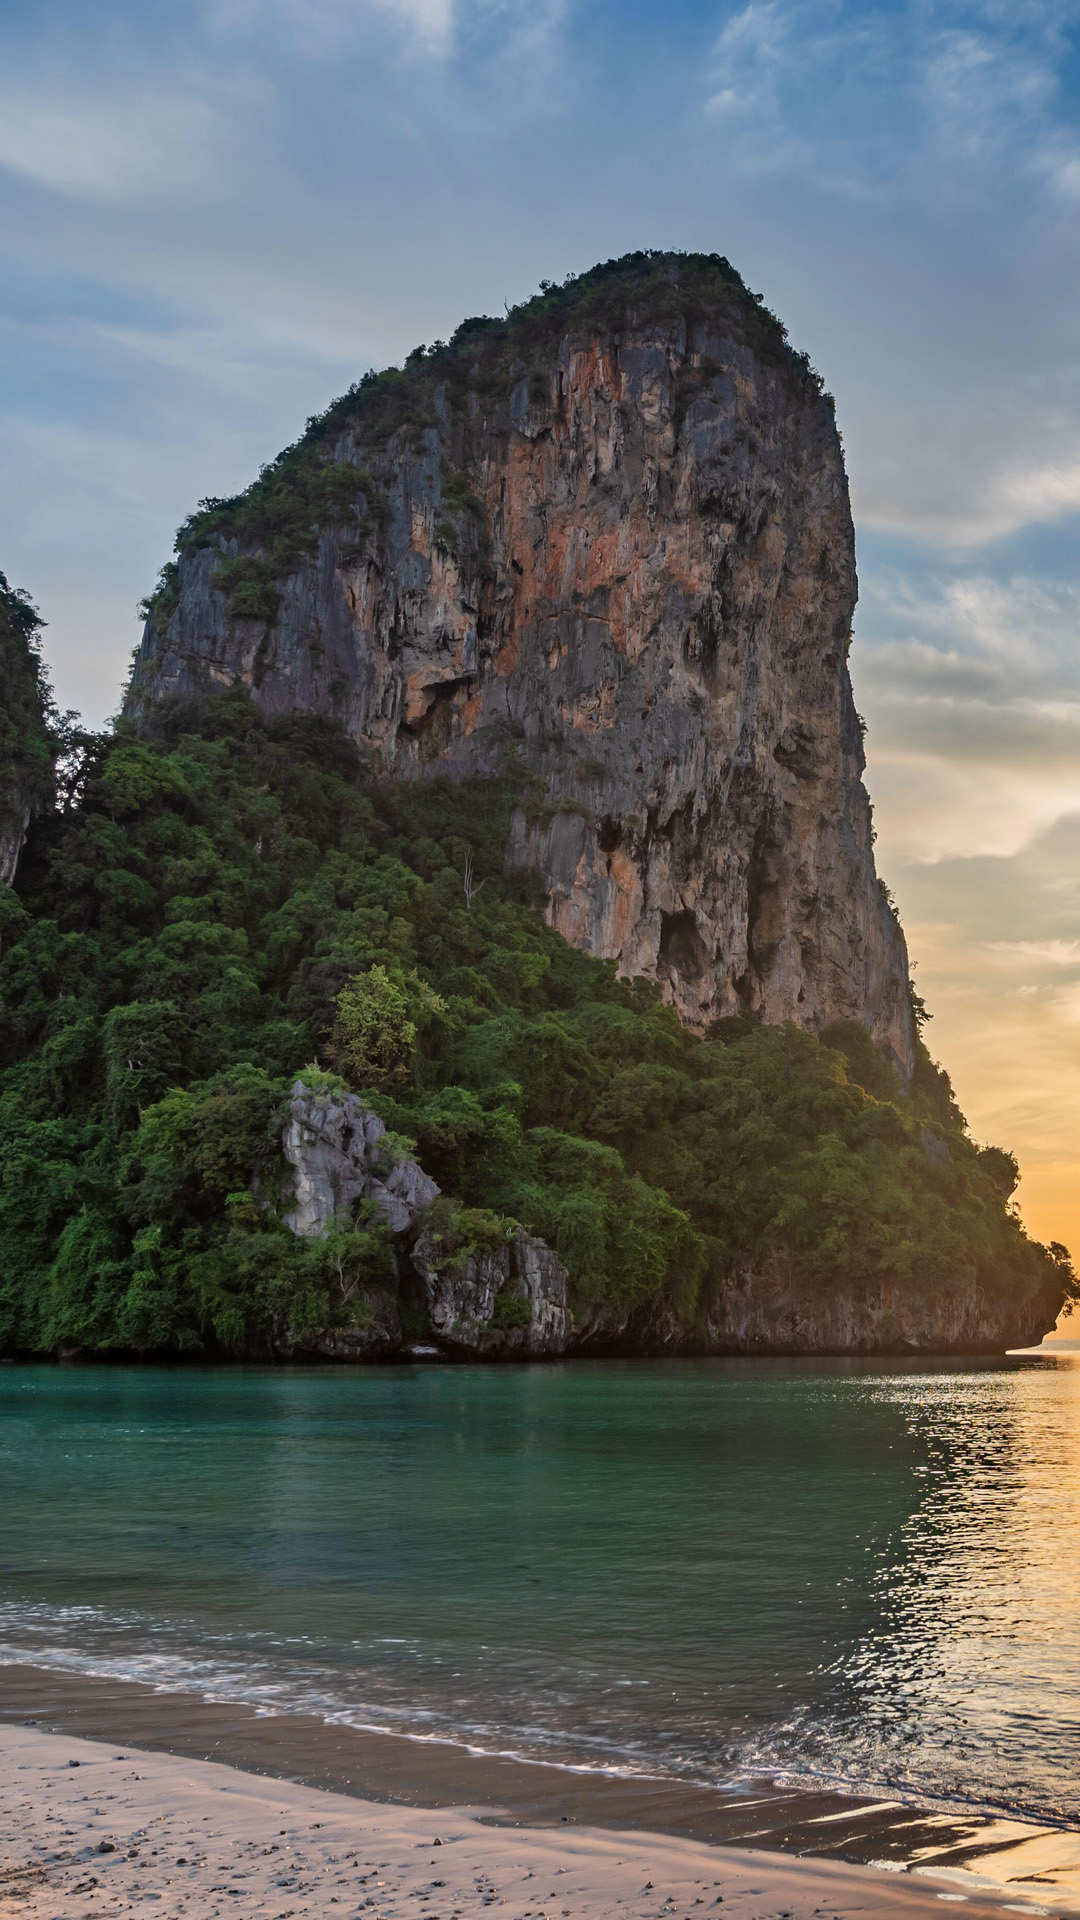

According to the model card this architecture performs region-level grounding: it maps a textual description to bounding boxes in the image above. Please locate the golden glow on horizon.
[894,911,1079,1335]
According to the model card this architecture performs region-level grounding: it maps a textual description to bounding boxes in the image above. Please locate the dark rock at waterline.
[256,1082,1060,1363]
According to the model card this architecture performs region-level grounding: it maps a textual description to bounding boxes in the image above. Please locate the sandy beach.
[3,1719,1080,1920]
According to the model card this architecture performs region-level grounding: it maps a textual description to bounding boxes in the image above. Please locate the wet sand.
[2,1718,1073,1920]
[2,1668,1080,1916]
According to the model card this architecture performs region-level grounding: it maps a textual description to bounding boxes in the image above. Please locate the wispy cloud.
[205,0,563,63]
[205,0,456,56]
[984,940,1080,966]
[1054,980,1080,1023]
[0,90,223,201]
[706,0,1080,199]
[854,567,1080,863]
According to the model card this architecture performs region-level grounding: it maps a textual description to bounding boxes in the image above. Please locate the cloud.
[0,91,222,201]
[704,0,1080,204]
[887,813,1080,1252]
[205,0,455,55]
[1054,981,1080,1023]
[862,571,1080,683]
[865,750,1080,863]
[854,570,1080,862]
[920,24,1058,169]
[995,456,1080,532]
[205,0,563,64]
[697,5,1080,551]
[367,0,453,46]
[984,940,1080,966]
[708,1,790,117]
[848,384,1080,549]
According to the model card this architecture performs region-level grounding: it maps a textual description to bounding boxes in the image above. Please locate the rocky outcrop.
[702,1262,1058,1355]
[129,254,915,1077]
[275,1083,1059,1360]
[271,1287,405,1363]
[412,1225,572,1358]
[574,1256,1061,1357]
[282,1080,439,1237]
[278,1081,571,1359]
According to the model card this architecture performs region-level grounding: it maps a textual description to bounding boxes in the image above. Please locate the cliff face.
[574,1258,1062,1358]
[282,1081,439,1239]
[412,1226,572,1359]
[129,254,914,1074]
[0,803,30,889]
[1,571,54,888]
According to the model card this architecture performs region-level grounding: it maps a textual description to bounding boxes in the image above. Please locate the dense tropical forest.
[0,660,1072,1357]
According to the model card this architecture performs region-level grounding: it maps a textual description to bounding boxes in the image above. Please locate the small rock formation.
[279,1079,571,1359]
[282,1080,439,1237]
[129,253,915,1078]
[272,1288,406,1364]
[411,1225,572,1358]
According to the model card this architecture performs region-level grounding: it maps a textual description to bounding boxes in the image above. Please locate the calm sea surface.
[2,1355,1079,1825]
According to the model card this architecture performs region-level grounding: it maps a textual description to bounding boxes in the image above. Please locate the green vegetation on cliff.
[0,692,1070,1356]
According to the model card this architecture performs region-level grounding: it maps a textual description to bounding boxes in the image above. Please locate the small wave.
[1,1608,1077,1836]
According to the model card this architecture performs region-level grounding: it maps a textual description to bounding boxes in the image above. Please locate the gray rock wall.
[278,1081,572,1360]
[412,1226,572,1358]
[575,1257,1060,1357]
[282,1080,439,1237]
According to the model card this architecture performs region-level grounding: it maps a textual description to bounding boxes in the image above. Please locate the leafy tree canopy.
[0,689,1071,1356]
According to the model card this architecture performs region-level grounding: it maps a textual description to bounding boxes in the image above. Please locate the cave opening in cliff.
[659,908,711,984]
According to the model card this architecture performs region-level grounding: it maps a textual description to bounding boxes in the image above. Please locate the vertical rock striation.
[129,254,914,1075]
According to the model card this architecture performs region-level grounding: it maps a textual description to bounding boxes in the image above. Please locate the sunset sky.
[2,0,1079,1284]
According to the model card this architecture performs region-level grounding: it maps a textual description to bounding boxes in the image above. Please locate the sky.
[2,0,1080,1288]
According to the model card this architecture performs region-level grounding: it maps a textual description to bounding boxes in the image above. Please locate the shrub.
[329,966,445,1090]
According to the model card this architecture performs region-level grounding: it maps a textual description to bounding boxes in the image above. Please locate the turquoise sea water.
[2,1356,1079,1824]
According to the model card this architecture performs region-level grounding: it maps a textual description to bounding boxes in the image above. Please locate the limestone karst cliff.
[129,252,914,1076]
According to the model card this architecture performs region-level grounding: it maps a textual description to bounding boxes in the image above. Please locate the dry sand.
[2,1723,1077,1920]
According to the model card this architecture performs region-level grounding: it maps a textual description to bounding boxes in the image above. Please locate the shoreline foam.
[3,1667,1080,1917]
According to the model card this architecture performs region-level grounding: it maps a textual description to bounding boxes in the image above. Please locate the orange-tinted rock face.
[130,266,914,1076]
